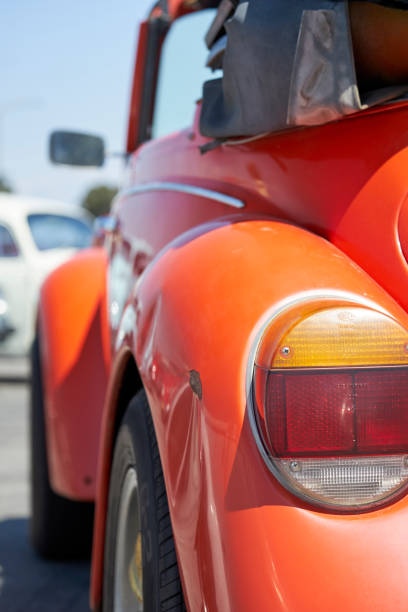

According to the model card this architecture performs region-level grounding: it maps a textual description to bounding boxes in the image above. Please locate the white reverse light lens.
[278,455,408,508]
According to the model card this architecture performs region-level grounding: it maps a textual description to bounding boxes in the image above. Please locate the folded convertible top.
[200,0,408,139]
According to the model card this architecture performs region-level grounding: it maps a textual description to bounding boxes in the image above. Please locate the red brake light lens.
[264,367,408,458]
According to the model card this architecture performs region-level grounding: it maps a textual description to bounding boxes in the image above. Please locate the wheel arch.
[38,247,110,501]
[91,346,146,610]
[110,351,144,444]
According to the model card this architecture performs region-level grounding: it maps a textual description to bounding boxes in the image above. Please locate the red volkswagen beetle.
[31,0,408,610]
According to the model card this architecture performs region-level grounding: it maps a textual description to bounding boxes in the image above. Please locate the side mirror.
[49,131,105,167]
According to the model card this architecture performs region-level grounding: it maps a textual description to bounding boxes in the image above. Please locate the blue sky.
[1,1,216,207]
[1,0,151,205]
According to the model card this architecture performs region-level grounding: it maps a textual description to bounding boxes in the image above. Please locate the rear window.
[27,214,91,251]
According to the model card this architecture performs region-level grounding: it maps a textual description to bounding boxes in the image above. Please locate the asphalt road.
[0,379,91,611]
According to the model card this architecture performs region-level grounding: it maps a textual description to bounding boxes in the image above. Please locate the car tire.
[103,390,186,611]
[29,334,94,559]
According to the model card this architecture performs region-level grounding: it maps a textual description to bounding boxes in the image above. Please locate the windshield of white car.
[27,214,92,251]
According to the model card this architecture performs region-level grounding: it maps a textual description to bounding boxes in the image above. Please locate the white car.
[0,287,14,342]
[0,193,92,356]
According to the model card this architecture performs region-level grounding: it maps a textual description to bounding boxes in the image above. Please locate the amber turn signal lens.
[256,307,408,369]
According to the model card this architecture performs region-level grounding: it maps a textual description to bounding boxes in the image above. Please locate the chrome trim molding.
[117,182,245,209]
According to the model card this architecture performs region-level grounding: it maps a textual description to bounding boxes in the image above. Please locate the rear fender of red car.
[38,247,110,501]
[92,217,408,611]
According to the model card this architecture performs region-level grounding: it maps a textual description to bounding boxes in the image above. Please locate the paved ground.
[0,380,91,611]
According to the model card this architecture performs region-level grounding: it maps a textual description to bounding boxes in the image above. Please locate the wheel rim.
[114,467,143,611]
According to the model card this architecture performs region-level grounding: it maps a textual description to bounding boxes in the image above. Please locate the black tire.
[103,390,186,611]
[29,334,94,559]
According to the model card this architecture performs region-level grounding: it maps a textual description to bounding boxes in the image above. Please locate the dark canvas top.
[200,0,408,139]
[201,0,408,7]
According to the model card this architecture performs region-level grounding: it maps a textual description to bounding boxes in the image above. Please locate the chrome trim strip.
[117,182,245,209]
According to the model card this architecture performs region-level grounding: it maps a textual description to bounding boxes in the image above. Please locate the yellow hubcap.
[128,532,143,602]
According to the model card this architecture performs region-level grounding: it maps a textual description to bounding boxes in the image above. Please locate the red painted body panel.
[39,248,110,500]
[92,217,408,610]
[129,100,408,310]
[398,195,408,264]
[167,0,195,20]
[92,101,408,609]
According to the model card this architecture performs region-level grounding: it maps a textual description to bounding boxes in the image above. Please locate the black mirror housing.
[49,131,105,167]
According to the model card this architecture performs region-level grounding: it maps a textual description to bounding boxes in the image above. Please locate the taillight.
[252,306,408,510]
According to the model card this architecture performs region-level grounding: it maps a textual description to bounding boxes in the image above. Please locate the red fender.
[91,218,408,611]
[39,248,110,500]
